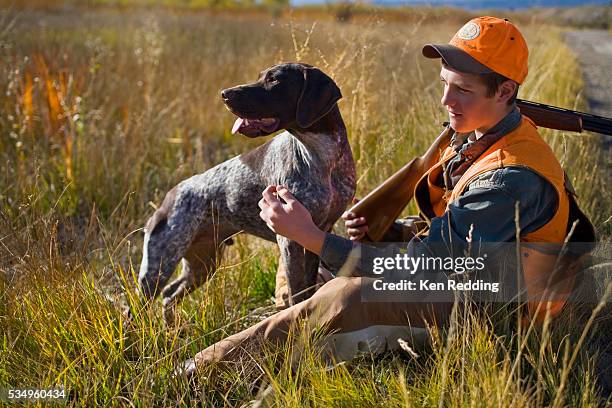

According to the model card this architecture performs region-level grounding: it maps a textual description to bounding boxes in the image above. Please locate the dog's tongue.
[231,118,245,134]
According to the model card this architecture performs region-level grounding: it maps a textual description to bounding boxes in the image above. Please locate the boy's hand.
[258,185,325,254]
[342,211,368,241]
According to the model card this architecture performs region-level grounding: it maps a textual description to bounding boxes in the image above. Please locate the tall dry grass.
[0,7,610,407]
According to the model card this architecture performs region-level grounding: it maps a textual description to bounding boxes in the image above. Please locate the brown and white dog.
[138,63,355,323]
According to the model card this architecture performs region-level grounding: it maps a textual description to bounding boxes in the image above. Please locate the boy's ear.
[498,80,518,103]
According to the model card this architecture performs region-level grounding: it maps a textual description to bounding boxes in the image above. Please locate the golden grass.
[0,7,610,407]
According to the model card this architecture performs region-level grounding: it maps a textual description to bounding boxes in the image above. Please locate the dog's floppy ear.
[296,66,342,129]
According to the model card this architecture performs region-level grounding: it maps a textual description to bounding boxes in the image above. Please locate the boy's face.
[439,65,500,134]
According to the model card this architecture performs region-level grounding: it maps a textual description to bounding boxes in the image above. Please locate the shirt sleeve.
[319,167,559,276]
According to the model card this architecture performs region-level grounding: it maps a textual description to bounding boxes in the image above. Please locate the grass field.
[0,6,610,407]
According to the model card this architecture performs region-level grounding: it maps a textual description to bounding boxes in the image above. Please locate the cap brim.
[422,44,493,74]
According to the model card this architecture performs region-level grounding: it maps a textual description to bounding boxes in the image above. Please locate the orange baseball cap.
[422,16,529,84]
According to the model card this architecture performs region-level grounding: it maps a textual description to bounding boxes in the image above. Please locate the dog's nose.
[221,88,240,101]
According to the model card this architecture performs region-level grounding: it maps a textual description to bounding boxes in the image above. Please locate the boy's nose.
[441,87,456,108]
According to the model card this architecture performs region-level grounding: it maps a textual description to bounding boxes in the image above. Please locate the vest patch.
[469,179,496,190]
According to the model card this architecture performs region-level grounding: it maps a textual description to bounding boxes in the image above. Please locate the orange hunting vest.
[414,116,579,322]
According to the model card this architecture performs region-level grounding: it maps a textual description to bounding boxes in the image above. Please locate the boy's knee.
[310,277,365,321]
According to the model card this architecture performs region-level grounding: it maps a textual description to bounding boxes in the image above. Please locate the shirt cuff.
[320,233,355,275]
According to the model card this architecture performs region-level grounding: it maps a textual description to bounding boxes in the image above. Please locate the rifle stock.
[348,125,453,242]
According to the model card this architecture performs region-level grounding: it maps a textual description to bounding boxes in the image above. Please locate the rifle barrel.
[517,99,612,136]
[583,116,612,136]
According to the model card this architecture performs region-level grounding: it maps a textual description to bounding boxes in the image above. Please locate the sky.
[290,0,612,10]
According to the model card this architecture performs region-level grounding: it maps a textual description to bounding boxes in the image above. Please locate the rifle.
[348,99,612,242]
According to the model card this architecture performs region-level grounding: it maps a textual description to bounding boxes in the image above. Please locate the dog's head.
[221,63,342,138]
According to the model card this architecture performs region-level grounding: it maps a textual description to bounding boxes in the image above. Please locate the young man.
[182,16,584,376]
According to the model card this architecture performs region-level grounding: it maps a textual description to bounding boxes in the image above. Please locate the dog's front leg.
[277,236,319,305]
[303,249,320,298]
[274,260,290,309]
[277,236,303,306]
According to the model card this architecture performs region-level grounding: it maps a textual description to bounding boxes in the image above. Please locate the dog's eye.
[265,73,279,85]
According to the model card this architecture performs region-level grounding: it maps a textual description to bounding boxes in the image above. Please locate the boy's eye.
[458,87,471,93]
